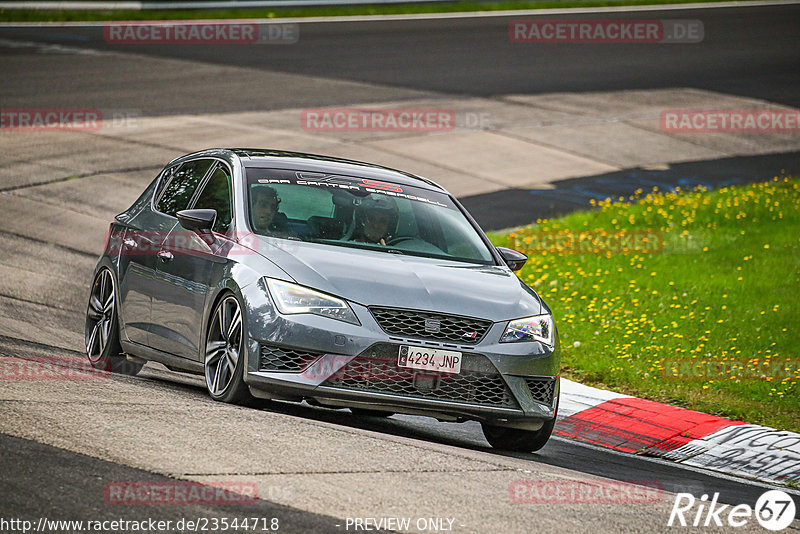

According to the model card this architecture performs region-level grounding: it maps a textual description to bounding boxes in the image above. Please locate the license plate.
[398,345,462,374]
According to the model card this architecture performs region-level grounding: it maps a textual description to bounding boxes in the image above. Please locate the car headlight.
[266,278,359,325]
[500,314,554,346]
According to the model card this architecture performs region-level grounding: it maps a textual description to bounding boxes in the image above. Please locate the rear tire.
[481,417,556,452]
[85,267,143,376]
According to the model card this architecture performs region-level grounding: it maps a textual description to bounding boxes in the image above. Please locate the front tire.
[85,267,142,376]
[481,417,556,452]
[350,408,394,418]
[204,293,253,405]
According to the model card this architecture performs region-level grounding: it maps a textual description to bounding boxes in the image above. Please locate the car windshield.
[245,168,495,265]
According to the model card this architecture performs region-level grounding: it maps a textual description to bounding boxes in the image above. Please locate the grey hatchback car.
[86,149,560,452]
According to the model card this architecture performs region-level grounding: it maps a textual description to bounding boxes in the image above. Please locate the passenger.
[350,195,398,245]
[251,186,290,235]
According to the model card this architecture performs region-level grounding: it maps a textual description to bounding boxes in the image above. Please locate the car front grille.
[321,344,518,409]
[369,307,492,344]
[259,344,320,372]
[524,377,557,406]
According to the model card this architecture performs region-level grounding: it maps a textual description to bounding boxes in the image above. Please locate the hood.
[255,238,544,321]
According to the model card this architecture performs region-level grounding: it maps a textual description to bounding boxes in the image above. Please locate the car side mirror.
[177,209,216,232]
[497,246,527,271]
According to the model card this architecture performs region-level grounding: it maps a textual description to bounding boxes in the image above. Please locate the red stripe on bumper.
[555,397,746,453]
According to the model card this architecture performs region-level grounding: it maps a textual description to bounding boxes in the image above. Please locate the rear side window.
[155,159,213,217]
[193,164,233,233]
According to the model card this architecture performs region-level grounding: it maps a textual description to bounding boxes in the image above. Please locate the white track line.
[0,0,797,27]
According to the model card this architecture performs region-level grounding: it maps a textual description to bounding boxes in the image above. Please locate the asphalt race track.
[1,336,794,533]
[1,4,799,112]
[1,3,800,532]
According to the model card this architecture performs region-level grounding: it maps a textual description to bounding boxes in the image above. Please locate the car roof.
[169,148,447,192]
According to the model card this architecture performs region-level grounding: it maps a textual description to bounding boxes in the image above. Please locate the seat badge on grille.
[424,318,441,333]
[463,332,478,340]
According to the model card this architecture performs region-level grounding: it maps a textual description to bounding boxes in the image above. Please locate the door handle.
[157,250,174,262]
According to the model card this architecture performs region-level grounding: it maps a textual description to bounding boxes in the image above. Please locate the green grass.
[488,177,800,432]
[0,0,759,22]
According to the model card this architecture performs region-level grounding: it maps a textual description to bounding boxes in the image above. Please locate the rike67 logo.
[668,490,796,530]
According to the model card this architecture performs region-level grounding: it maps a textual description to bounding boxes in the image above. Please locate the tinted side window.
[193,164,233,233]
[155,159,213,217]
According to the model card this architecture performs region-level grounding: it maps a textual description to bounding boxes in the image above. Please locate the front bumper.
[242,299,560,425]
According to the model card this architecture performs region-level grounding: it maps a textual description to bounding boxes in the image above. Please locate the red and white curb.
[558,378,800,486]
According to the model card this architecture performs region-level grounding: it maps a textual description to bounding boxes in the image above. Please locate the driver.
[351,195,398,245]
[251,186,289,235]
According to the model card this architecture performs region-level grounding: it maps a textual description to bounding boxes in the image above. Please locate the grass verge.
[488,177,799,432]
[0,0,757,22]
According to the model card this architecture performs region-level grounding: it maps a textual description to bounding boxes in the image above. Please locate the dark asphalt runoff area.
[463,150,800,229]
